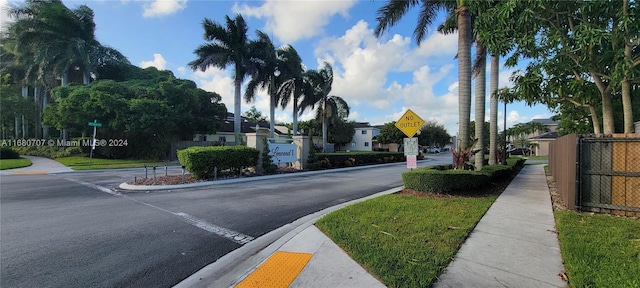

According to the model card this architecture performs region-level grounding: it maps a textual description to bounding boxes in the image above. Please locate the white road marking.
[63,177,254,245]
[175,212,254,245]
[65,178,121,196]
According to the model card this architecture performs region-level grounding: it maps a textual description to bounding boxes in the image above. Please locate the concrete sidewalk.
[177,163,566,288]
[1,155,73,175]
[435,164,566,287]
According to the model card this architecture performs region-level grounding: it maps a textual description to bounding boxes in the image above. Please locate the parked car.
[509,147,531,155]
[426,147,441,153]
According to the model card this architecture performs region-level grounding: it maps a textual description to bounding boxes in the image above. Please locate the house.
[512,118,560,156]
[193,113,291,145]
[349,122,380,151]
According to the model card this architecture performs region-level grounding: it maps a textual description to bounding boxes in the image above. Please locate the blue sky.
[1,0,553,135]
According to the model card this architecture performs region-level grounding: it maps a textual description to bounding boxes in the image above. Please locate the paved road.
[1,153,452,288]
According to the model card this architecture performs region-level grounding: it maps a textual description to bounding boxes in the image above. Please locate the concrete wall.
[352,128,374,151]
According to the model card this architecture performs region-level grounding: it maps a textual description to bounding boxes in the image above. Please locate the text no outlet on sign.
[395,109,425,137]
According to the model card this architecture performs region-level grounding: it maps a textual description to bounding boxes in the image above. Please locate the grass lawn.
[0,157,32,170]
[56,156,169,170]
[316,193,497,287]
[555,211,640,287]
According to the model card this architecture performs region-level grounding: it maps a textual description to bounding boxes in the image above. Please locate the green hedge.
[316,152,405,169]
[177,146,259,179]
[402,169,490,193]
[1,147,20,159]
[402,159,525,194]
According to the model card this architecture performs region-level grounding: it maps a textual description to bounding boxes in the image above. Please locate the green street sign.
[88,121,102,127]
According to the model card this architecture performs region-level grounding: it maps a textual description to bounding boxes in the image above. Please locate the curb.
[173,186,404,288]
[119,159,432,191]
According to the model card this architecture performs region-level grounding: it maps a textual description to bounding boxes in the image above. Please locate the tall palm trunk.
[269,77,276,138]
[322,97,328,151]
[21,85,29,138]
[457,4,472,150]
[489,55,499,165]
[292,97,299,136]
[474,42,486,170]
[234,64,242,143]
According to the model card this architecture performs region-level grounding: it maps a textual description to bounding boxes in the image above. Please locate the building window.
[219,136,226,143]
[361,130,367,134]
[364,142,369,147]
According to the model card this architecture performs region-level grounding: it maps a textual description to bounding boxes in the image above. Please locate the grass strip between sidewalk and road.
[316,193,497,287]
[55,156,168,170]
[0,157,32,170]
[555,211,640,287]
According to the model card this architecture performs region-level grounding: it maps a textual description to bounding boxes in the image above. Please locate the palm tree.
[302,62,345,151]
[189,14,252,140]
[375,0,473,153]
[244,31,283,138]
[5,0,129,138]
[276,46,314,136]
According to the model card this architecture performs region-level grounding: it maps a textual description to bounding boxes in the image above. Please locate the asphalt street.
[1,153,453,288]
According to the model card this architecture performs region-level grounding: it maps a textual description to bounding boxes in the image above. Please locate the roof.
[530,119,559,126]
[530,131,559,140]
[354,122,373,129]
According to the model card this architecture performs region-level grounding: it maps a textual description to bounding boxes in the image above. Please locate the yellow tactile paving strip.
[236,251,313,288]
[9,171,48,175]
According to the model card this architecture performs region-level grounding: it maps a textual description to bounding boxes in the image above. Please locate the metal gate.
[578,136,640,213]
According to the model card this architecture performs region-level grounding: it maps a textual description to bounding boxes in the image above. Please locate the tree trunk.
[601,88,614,134]
[293,97,299,136]
[234,74,242,142]
[22,86,28,138]
[62,70,69,86]
[474,42,486,170]
[42,91,49,139]
[589,105,602,134]
[34,86,41,139]
[457,5,472,150]
[269,86,276,138]
[489,55,499,165]
[621,0,634,134]
[83,71,90,85]
[322,97,328,151]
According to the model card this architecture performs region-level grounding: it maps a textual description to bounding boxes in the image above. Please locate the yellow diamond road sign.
[395,109,425,137]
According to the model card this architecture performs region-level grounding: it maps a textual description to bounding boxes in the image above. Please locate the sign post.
[88,120,102,166]
[396,110,424,169]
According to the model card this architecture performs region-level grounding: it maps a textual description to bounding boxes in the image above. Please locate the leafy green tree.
[242,106,267,123]
[329,120,355,147]
[3,0,129,138]
[418,120,451,148]
[44,66,226,159]
[377,121,405,144]
[189,14,252,138]
[482,0,639,134]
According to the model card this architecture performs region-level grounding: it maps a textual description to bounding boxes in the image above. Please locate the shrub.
[480,164,512,180]
[1,147,20,159]
[402,168,490,193]
[261,138,278,175]
[177,146,259,179]
[65,146,83,156]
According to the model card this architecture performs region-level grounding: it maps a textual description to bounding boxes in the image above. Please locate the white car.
[426,147,441,153]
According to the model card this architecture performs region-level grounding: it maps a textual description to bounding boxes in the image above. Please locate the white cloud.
[176,66,186,75]
[313,20,460,134]
[416,32,458,57]
[140,53,167,70]
[142,0,187,18]
[233,0,357,43]
[191,67,235,112]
